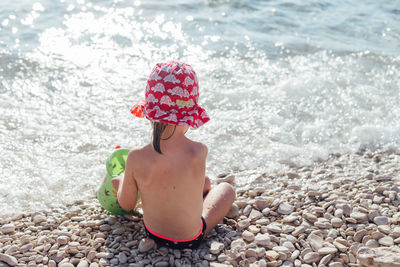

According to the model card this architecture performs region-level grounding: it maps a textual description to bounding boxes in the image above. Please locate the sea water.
[0,0,399,215]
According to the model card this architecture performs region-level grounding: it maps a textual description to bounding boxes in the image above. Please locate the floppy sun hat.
[130,61,210,128]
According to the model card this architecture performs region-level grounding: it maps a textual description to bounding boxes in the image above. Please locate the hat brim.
[130,101,209,129]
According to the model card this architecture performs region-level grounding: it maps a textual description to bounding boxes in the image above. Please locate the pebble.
[0,253,18,266]
[265,250,280,261]
[1,151,399,267]
[0,224,15,234]
[307,233,323,251]
[32,215,46,224]
[282,215,299,223]
[20,243,33,253]
[230,238,246,248]
[57,236,69,245]
[378,236,394,246]
[273,246,290,254]
[249,209,263,221]
[210,241,225,254]
[237,219,251,231]
[318,247,338,254]
[96,252,113,259]
[353,229,367,242]
[350,212,368,222]
[303,252,320,263]
[255,233,271,247]
[366,239,379,248]
[266,223,282,233]
[254,198,269,211]
[303,212,317,223]
[138,238,155,253]
[216,174,235,184]
[378,225,391,235]
[373,216,389,225]
[77,261,89,267]
[87,251,96,262]
[278,202,294,215]
[282,241,295,252]
[333,241,348,252]
[226,203,239,218]
[241,230,254,242]
[331,218,343,228]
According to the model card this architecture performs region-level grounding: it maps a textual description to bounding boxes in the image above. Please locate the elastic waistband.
[143,218,204,242]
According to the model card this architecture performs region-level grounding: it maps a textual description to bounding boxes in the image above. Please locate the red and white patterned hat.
[130,61,210,128]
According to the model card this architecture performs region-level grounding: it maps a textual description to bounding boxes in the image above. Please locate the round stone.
[266,223,282,233]
[32,215,46,224]
[373,216,389,225]
[350,212,368,222]
[255,233,271,247]
[331,218,343,228]
[366,239,379,248]
[237,219,251,231]
[210,241,224,254]
[273,246,290,254]
[378,225,391,235]
[20,243,33,253]
[282,241,295,252]
[248,225,260,234]
[304,212,318,223]
[249,209,263,221]
[378,236,394,247]
[303,252,320,263]
[242,230,255,242]
[226,203,239,218]
[57,236,69,245]
[138,238,155,253]
[318,247,338,254]
[0,224,15,234]
[118,252,128,264]
[265,250,280,261]
[353,229,367,242]
[278,202,294,215]
[77,261,89,267]
[282,215,299,223]
[254,198,269,211]
[0,253,18,266]
[231,238,246,248]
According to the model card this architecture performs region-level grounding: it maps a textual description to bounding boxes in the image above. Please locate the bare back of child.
[112,61,235,249]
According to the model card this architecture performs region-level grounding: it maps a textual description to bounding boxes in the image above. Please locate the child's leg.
[202,182,235,236]
[203,176,211,197]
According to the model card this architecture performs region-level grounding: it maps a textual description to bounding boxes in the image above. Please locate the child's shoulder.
[126,144,152,162]
[187,140,208,158]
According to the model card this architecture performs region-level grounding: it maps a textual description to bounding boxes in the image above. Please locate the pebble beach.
[1,150,400,267]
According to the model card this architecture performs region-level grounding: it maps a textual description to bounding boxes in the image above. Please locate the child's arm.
[113,153,138,211]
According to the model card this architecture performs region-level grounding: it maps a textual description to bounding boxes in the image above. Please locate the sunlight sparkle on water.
[1,0,399,215]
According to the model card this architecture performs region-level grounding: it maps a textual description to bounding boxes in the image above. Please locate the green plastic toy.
[97,148,140,215]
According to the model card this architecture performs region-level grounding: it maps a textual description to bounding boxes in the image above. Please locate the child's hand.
[111,175,123,191]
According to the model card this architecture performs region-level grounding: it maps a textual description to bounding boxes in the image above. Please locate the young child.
[111,61,235,249]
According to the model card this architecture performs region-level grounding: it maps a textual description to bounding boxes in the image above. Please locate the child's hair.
[152,122,168,154]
